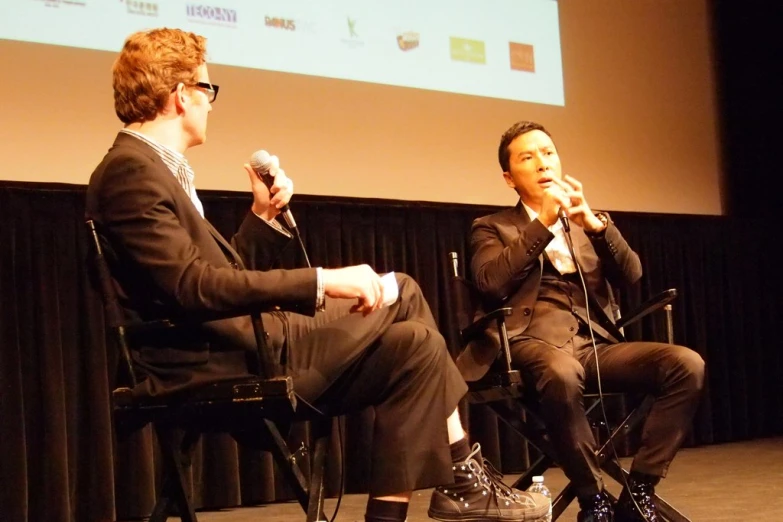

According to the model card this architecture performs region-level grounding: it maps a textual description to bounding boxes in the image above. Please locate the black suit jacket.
[456,202,642,381]
[86,132,317,396]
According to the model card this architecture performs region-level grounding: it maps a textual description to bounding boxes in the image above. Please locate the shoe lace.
[464,444,520,502]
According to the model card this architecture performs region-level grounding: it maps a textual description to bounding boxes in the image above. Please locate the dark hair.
[498,121,552,171]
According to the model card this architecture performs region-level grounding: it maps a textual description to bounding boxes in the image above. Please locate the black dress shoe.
[577,490,614,522]
[615,475,661,522]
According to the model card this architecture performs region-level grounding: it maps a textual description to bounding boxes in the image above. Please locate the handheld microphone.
[249,149,297,230]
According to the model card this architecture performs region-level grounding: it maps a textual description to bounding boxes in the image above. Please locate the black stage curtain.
[1,181,781,522]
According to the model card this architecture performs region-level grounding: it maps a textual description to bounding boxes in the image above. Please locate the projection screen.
[0,0,722,214]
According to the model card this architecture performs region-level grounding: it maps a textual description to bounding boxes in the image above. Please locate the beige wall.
[0,0,722,214]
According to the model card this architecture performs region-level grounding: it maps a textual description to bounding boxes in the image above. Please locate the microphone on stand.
[248,149,298,231]
[558,208,570,233]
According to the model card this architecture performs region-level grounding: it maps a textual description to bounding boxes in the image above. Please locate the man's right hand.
[322,265,385,315]
[539,183,570,228]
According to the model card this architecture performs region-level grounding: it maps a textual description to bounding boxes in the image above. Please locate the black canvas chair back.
[446,250,689,522]
[85,219,330,522]
[447,252,521,391]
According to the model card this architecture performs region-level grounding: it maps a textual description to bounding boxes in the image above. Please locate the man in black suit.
[457,121,705,522]
[86,29,548,522]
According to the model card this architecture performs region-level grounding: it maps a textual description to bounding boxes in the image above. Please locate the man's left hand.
[244,158,294,221]
[555,174,606,234]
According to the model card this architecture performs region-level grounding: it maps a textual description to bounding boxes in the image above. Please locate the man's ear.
[502,171,516,189]
[172,83,188,112]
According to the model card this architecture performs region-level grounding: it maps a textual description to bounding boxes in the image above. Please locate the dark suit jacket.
[86,132,317,396]
[456,202,642,381]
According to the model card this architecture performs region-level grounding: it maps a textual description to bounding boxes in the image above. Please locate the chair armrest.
[461,307,514,342]
[124,307,269,336]
[615,288,677,331]
[122,305,282,381]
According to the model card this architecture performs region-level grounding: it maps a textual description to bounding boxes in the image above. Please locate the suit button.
[523,308,531,316]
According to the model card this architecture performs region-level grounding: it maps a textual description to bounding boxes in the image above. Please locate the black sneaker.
[428,443,550,522]
[577,490,614,522]
[615,475,660,522]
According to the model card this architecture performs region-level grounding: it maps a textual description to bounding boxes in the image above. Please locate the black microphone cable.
[246,151,343,520]
[286,208,310,268]
[293,227,344,522]
[560,216,650,522]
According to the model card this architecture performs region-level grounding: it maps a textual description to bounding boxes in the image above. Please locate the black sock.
[450,437,471,463]
[364,498,409,522]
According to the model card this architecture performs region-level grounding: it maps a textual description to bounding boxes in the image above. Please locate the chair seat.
[112,376,303,435]
[467,370,524,402]
[112,376,295,407]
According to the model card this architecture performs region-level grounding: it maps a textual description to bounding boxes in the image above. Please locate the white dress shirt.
[521,202,576,274]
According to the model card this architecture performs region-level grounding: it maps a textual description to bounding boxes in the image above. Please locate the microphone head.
[249,149,276,174]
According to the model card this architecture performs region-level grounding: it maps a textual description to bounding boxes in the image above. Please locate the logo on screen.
[186,4,237,26]
[35,0,86,7]
[124,0,158,17]
[341,16,364,48]
[347,17,359,38]
[396,32,419,51]
[265,16,295,31]
[509,42,535,72]
[450,37,486,64]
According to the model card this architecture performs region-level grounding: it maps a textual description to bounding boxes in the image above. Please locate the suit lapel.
[509,202,544,270]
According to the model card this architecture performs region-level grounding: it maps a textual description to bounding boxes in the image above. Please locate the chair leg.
[510,453,552,491]
[263,419,328,521]
[153,424,198,522]
[655,497,692,522]
[306,419,330,522]
[601,460,691,522]
[594,396,653,464]
[551,483,577,521]
[594,396,691,522]
[488,400,557,458]
[148,488,172,522]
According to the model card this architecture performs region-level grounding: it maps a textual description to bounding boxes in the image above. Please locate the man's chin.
[189,135,207,148]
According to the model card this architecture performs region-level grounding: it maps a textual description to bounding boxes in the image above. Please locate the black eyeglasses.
[172,81,220,103]
[194,81,219,103]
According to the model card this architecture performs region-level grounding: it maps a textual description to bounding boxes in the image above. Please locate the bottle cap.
[532,475,544,483]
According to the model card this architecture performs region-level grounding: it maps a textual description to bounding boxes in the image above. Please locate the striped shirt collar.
[120,128,205,217]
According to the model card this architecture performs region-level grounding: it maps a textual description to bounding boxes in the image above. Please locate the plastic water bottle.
[527,475,552,522]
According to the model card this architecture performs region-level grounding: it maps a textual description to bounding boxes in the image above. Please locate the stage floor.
[164,437,783,522]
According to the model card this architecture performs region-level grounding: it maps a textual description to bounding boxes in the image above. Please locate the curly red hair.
[112,28,207,124]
